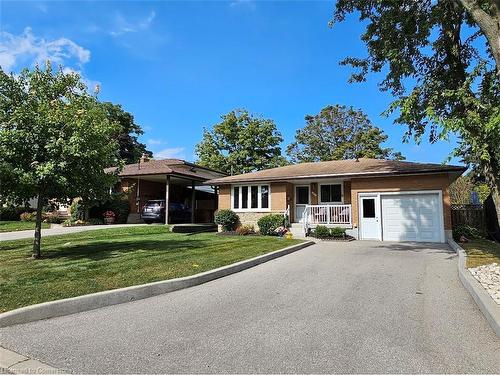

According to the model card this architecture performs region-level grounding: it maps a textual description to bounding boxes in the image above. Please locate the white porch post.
[165,175,170,225]
[191,180,196,223]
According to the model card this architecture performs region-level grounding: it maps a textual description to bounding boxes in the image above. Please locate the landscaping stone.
[469,263,500,305]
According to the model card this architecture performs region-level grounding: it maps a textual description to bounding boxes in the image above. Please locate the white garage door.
[381,194,442,242]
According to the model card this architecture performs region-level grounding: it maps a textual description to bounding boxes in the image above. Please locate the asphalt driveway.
[1,241,499,373]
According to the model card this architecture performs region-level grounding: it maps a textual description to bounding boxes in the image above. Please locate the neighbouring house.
[206,158,466,242]
[106,156,226,224]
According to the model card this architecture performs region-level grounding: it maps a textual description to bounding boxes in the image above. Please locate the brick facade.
[216,173,453,230]
[349,173,452,230]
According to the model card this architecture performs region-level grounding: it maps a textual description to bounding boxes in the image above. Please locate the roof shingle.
[105,159,226,181]
[205,158,465,185]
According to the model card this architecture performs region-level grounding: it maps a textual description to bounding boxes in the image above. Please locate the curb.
[0,241,314,328]
[0,346,65,374]
[447,238,500,338]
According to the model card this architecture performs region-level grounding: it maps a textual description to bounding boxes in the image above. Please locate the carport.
[106,156,226,224]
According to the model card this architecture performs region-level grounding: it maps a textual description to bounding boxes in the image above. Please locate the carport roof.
[205,158,466,184]
[105,159,226,181]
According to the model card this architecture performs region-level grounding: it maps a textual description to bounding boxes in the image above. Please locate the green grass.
[0,221,50,233]
[461,238,500,268]
[0,226,302,312]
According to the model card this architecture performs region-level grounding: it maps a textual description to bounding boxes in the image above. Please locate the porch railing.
[303,204,352,235]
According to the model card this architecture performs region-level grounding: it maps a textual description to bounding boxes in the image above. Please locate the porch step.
[126,213,144,224]
[288,224,306,239]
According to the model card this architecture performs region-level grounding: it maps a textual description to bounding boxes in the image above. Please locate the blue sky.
[0,0,460,165]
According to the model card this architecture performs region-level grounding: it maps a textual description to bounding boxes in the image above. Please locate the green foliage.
[0,62,121,256]
[20,212,36,222]
[195,109,287,175]
[70,199,85,221]
[449,176,475,204]
[87,218,104,225]
[287,105,404,163]
[313,225,331,238]
[474,184,490,203]
[0,206,33,221]
[331,1,500,226]
[214,209,239,232]
[89,195,130,224]
[43,213,64,224]
[236,224,255,235]
[257,214,284,236]
[453,224,484,241]
[100,102,151,165]
[330,226,347,238]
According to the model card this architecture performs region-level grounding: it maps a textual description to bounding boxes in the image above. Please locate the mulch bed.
[309,235,356,242]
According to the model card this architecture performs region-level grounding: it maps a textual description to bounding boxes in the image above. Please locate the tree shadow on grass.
[41,238,209,262]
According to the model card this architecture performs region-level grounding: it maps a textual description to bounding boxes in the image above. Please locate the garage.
[381,193,443,242]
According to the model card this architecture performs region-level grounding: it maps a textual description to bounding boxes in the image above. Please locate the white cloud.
[147,138,164,146]
[155,147,186,160]
[110,11,156,37]
[0,27,90,72]
[230,0,256,10]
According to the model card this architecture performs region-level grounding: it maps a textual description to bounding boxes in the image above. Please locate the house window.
[241,186,248,209]
[251,186,258,208]
[261,186,269,208]
[232,184,270,211]
[320,184,342,203]
[233,186,239,209]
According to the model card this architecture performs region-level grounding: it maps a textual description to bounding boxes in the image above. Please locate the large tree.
[0,63,120,258]
[286,105,404,163]
[100,102,151,165]
[331,0,500,228]
[195,109,286,175]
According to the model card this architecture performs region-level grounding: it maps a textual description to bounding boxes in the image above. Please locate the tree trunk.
[32,193,44,259]
[457,0,500,77]
[483,158,500,230]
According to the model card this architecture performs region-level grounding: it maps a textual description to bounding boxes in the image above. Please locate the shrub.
[257,214,284,236]
[330,227,346,238]
[87,218,104,225]
[236,224,255,235]
[89,196,130,224]
[43,213,64,224]
[63,219,88,227]
[214,209,239,232]
[70,198,85,221]
[0,206,34,221]
[453,224,484,241]
[314,225,330,238]
[20,212,37,222]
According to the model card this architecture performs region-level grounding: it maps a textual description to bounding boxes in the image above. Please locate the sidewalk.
[0,224,147,241]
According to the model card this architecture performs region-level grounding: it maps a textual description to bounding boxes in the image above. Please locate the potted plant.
[103,210,116,224]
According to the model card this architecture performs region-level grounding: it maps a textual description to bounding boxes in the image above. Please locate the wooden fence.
[451,204,485,229]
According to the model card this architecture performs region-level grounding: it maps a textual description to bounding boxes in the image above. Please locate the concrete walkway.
[1,241,499,373]
[0,223,147,241]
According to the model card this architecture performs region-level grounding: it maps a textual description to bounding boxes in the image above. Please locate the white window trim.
[318,182,344,204]
[231,184,271,212]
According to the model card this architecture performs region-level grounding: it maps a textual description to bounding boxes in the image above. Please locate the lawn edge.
[447,238,500,338]
[0,240,314,328]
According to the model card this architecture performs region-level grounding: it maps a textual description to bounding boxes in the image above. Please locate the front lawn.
[0,221,50,233]
[461,238,500,268]
[0,226,302,312]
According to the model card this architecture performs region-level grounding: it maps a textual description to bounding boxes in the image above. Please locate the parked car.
[141,200,191,224]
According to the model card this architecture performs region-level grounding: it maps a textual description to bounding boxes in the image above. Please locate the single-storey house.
[106,156,226,224]
[206,158,466,242]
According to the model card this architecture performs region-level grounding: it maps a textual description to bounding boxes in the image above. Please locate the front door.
[295,185,310,223]
[360,195,381,240]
